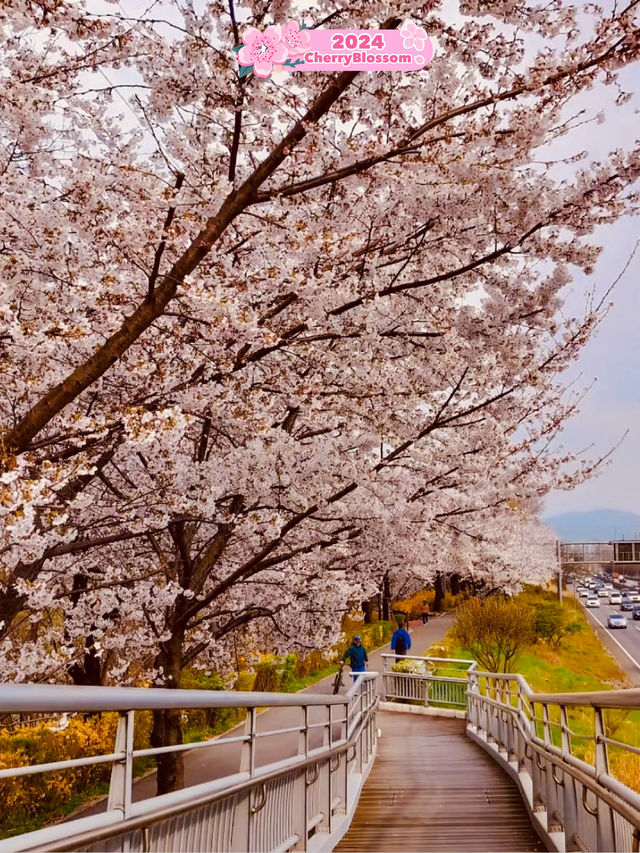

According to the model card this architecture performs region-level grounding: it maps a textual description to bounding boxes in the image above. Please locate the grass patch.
[432,587,640,792]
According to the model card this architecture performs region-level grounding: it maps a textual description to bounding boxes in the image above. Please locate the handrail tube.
[469,687,640,833]
[389,673,468,683]
[1,715,369,853]
[0,811,127,853]
[0,751,124,780]
[0,677,377,714]
[130,732,250,759]
[380,654,476,664]
[475,674,640,708]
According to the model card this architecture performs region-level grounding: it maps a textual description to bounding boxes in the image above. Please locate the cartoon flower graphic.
[238,26,288,78]
[400,21,428,51]
[282,21,311,55]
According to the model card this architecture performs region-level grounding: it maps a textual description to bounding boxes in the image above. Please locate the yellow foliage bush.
[0,711,153,837]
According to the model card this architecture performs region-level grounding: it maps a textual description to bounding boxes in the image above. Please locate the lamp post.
[557,540,563,604]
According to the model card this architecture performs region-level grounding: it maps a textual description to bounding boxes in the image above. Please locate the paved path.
[75,612,455,815]
[335,712,545,852]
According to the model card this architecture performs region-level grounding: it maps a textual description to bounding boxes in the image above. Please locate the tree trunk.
[382,572,391,621]
[67,573,108,687]
[150,633,185,794]
[68,633,104,686]
[434,572,445,611]
[450,573,461,596]
[361,598,373,623]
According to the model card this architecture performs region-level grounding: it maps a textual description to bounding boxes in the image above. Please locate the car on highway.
[620,600,636,611]
[578,588,590,597]
[607,613,627,629]
[609,592,622,605]
[586,596,600,607]
[629,592,640,602]
[633,606,640,621]
[597,589,609,600]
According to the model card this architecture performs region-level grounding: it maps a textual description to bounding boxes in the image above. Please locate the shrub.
[533,602,582,647]
[180,669,246,734]
[452,596,535,673]
[0,711,153,838]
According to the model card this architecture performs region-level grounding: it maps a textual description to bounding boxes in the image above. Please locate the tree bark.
[382,572,391,621]
[434,572,446,611]
[361,598,373,624]
[150,633,185,794]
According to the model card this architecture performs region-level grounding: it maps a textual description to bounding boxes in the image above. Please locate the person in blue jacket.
[391,622,411,660]
[342,635,368,681]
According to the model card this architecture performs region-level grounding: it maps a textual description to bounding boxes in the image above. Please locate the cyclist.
[341,635,368,682]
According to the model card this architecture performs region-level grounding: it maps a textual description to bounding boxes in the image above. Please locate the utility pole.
[557,540,563,603]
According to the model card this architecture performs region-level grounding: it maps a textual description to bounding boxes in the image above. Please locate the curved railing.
[466,673,640,852]
[0,675,378,853]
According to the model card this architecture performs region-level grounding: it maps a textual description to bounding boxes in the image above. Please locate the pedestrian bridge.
[2,655,640,852]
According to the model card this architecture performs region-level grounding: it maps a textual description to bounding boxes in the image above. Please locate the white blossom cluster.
[0,0,638,685]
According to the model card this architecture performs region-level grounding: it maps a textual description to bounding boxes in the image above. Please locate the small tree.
[452,597,535,673]
[533,602,582,647]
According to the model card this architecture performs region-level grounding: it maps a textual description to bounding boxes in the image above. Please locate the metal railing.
[466,672,640,852]
[0,675,379,853]
[381,654,477,708]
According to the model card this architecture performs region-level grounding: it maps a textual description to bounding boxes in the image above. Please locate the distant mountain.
[544,509,640,542]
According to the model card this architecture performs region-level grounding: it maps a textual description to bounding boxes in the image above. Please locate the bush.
[0,711,153,838]
[452,596,535,672]
[533,602,582,647]
[181,669,246,734]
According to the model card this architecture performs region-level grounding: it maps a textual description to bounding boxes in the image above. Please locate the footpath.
[76,611,455,814]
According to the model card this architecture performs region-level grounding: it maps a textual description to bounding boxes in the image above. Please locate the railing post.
[230,790,251,852]
[239,708,256,775]
[107,710,134,817]
[594,707,616,852]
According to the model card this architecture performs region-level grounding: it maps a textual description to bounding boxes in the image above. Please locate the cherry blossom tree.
[1,0,639,791]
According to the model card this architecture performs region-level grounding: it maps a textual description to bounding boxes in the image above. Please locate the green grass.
[430,587,640,763]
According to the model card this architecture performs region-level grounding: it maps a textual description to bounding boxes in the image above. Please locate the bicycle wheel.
[332,666,343,694]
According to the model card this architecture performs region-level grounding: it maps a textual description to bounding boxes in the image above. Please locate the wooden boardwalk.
[335,711,545,852]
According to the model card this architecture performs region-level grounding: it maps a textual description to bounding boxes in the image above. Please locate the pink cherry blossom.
[238,26,288,78]
[282,21,311,55]
[400,21,428,51]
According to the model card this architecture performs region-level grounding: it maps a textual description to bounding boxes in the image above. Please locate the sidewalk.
[75,611,457,814]
[296,610,455,699]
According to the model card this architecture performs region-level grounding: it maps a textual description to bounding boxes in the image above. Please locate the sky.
[542,51,639,518]
[543,211,640,517]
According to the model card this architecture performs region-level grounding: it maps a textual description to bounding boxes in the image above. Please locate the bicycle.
[332,662,345,694]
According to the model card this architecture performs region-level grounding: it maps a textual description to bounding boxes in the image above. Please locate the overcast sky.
[542,51,639,518]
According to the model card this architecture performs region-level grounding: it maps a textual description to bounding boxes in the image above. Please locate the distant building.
[559,540,640,578]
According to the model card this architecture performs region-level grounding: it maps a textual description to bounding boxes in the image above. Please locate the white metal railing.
[381,654,477,708]
[0,675,379,853]
[467,672,640,852]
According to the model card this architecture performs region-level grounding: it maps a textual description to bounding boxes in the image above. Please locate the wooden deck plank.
[335,711,546,852]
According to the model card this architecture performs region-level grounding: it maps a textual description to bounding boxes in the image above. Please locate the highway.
[571,585,640,686]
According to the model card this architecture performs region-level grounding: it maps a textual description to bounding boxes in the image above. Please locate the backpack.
[395,632,406,655]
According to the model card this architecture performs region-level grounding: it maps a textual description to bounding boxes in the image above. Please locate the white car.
[609,592,623,605]
[586,597,600,607]
[597,589,610,599]
[577,588,589,597]
[629,592,640,602]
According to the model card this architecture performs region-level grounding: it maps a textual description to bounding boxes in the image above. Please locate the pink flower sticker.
[282,21,311,55]
[238,26,288,78]
[400,21,428,51]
